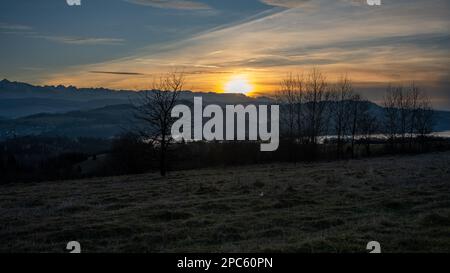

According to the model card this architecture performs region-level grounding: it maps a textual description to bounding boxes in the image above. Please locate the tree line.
[131,69,437,176]
[275,68,435,161]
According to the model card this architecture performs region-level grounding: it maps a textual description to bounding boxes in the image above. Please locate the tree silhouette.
[134,71,185,176]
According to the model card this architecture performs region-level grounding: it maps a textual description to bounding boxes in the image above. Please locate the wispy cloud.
[33,35,125,45]
[90,70,146,75]
[124,0,211,10]
[0,22,32,31]
[259,0,369,8]
[0,22,124,46]
[259,0,311,8]
[0,22,35,36]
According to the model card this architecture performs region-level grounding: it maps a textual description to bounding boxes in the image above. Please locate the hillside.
[1,79,450,139]
[1,101,449,140]
[0,152,449,253]
[0,79,265,118]
[0,104,138,139]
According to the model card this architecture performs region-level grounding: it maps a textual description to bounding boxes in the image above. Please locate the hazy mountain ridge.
[0,104,136,139]
[0,79,449,139]
[0,79,267,118]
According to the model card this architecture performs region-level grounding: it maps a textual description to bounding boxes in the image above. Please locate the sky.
[0,0,449,109]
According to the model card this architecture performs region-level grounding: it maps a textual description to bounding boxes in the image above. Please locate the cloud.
[0,23,123,46]
[0,22,32,31]
[259,0,376,8]
[259,0,311,8]
[90,71,146,75]
[0,22,35,36]
[124,0,211,10]
[34,35,125,45]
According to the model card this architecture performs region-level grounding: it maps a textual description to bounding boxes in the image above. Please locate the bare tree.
[383,85,401,148]
[359,102,379,156]
[415,95,435,149]
[293,75,305,143]
[357,99,378,156]
[303,68,331,147]
[383,83,435,151]
[406,83,420,148]
[397,86,411,148]
[134,71,185,176]
[330,75,354,158]
[348,94,363,158]
[276,73,304,161]
[276,73,302,140]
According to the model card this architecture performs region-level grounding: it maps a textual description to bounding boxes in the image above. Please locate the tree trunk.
[160,136,167,176]
[365,141,371,156]
[160,147,166,176]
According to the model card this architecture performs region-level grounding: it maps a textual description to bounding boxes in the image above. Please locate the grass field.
[1,152,449,253]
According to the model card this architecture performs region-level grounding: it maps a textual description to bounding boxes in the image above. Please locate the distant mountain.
[0,97,131,118]
[0,104,137,139]
[1,100,449,140]
[0,79,449,139]
[0,79,269,118]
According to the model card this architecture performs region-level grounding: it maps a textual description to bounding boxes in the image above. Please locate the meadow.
[0,151,449,253]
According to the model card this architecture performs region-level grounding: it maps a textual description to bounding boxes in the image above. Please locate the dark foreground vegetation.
[1,134,450,184]
[0,151,449,252]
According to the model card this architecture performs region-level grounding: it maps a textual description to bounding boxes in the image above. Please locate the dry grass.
[1,152,449,253]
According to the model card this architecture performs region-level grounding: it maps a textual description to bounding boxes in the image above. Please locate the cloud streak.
[0,22,32,31]
[259,0,311,8]
[124,0,211,10]
[33,35,125,45]
[89,71,146,75]
[0,22,124,46]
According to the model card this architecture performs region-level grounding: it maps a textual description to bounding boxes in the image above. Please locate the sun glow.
[224,75,253,94]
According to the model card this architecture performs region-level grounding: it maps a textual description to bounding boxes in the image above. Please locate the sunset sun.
[224,75,253,94]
